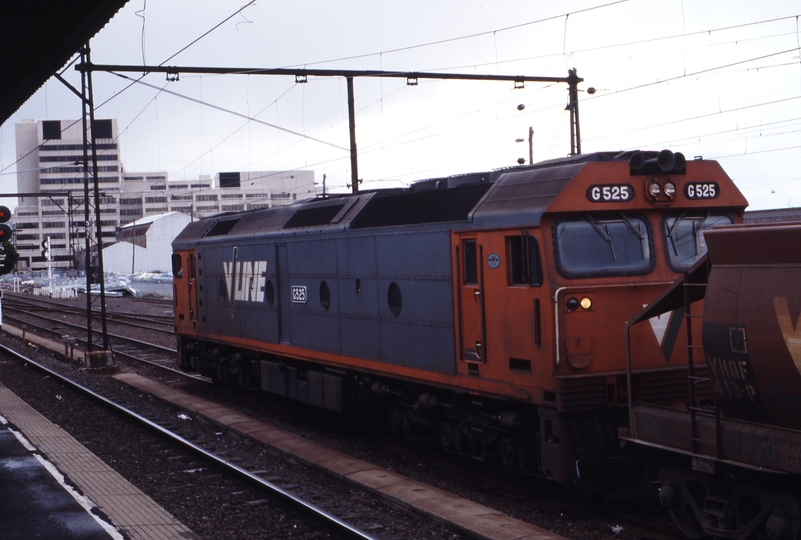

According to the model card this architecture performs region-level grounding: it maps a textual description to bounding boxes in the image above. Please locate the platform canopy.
[0,0,129,124]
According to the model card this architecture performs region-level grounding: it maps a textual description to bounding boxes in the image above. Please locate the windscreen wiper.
[586,213,616,261]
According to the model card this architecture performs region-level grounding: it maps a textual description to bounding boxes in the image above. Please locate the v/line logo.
[223,260,268,303]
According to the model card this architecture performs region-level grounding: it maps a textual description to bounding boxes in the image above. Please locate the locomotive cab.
[448,151,746,486]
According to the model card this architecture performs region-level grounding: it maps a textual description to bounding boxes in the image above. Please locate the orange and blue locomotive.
[171,149,747,494]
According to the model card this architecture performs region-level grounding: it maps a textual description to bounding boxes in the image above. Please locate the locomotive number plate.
[685,182,718,199]
[586,184,634,202]
[291,285,307,303]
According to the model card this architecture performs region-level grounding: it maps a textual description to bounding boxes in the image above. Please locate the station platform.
[0,382,198,540]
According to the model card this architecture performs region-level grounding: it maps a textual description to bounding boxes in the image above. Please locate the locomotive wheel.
[670,505,705,539]
[765,510,793,540]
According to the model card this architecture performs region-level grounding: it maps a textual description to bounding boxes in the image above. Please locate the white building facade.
[103,212,192,274]
[13,119,316,273]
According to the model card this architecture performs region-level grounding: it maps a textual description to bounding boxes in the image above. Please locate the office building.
[13,119,315,272]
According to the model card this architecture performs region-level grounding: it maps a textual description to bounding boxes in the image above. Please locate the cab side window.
[171,253,183,278]
[507,234,542,286]
[462,239,478,285]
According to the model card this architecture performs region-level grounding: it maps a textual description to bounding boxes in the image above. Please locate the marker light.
[566,297,580,311]
[580,297,592,310]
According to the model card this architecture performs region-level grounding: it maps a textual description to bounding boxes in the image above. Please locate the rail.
[0,341,378,540]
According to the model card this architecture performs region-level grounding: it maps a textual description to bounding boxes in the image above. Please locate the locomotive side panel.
[337,236,381,359]
[200,243,280,344]
[375,231,456,373]
[285,238,342,354]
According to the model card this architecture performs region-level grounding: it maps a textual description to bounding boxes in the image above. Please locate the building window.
[42,120,61,140]
[221,204,244,212]
[145,197,167,204]
[40,143,116,151]
[196,194,218,202]
[150,184,166,190]
[92,119,113,139]
[219,172,241,188]
[221,193,243,199]
[146,175,166,181]
[39,154,117,162]
[42,222,66,229]
[123,176,143,181]
[120,198,142,205]
[170,194,193,201]
[145,207,168,214]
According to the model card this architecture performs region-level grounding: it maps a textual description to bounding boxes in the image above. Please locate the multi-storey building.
[13,119,316,272]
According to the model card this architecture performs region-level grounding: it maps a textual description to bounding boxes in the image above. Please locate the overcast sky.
[1,0,800,210]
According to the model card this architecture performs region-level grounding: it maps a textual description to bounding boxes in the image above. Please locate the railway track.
[0,293,683,540]
[5,310,177,360]
[3,306,176,354]
[0,341,385,540]
[2,291,174,330]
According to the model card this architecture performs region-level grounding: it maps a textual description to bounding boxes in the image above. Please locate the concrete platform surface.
[0,381,198,540]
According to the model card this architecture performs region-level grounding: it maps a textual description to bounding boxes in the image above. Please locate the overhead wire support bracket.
[76,62,587,193]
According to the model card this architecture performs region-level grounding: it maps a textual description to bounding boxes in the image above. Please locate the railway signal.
[0,205,11,242]
[41,237,51,261]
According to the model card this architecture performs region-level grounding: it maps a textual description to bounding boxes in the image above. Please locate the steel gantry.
[76,61,588,194]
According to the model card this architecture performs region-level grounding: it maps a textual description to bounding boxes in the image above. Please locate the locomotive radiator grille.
[637,366,713,406]
[556,377,608,412]
[555,367,714,412]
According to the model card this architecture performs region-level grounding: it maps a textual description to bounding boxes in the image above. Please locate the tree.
[0,241,19,275]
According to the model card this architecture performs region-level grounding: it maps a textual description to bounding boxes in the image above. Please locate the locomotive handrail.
[553,287,567,365]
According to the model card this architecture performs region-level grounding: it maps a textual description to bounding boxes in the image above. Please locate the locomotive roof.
[171,151,726,248]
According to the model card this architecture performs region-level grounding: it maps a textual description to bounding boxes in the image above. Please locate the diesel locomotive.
[171,150,749,495]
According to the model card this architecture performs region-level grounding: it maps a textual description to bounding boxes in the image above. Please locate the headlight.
[664,182,676,197]
[648,182,661,197]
